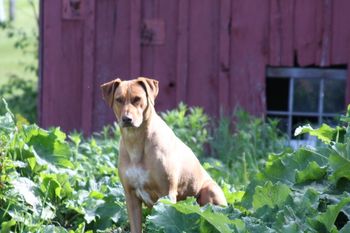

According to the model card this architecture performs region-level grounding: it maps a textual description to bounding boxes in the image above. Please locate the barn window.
[266,67,347,143]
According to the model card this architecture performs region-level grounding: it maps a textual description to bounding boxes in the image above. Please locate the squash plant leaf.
[295,161,327,184]
[295,124,345,144]
[309,196,350,233]
[252,182,291,210]
[146,198,199,233]
[25,126,74,169]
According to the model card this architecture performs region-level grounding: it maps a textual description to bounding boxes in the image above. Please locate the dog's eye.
[132,97,141,104]
[116,97,124,104]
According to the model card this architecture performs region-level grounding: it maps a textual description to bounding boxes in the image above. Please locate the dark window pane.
[266,78,289,111]
[292,116,318,139]
[324,79,346,113]
[293,79,320,112]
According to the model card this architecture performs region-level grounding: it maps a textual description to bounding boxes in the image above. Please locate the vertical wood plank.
[314,0,332,67]
[60,21,84,131]
[331,0,350,65]
[130,0,141,78]
[176,0,189,104]
[294,0,319,66]
[153,0,178,111]
[269,0,294,66]
[280,0,295,66]
[187,0,220,115]
[269,0,281,66]
[81,0,95,135]
[230,0,269,116]
[93,0,133,131]
[140,0,154,78]
[41,0,61,128]
[218,0,231,112]
[41,0,84,132]
[332,0,350,112]
[38,0,44,125]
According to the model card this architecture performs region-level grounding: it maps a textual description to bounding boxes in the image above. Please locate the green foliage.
[146,197,242,233]
[1,1,39,76]
[1,100,350,232]
[208,109,288,186]
[161,102,209,157]
[0,75,37,123]
[0,100,126,232]
[0,1,39,123]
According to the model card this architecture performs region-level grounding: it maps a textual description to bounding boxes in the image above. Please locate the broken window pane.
[324,79,346,113]
[293,79,320,113]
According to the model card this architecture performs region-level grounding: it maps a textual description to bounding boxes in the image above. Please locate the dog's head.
[101,77,159,128]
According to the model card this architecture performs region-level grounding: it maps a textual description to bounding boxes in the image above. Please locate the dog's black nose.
[122,116,132,124]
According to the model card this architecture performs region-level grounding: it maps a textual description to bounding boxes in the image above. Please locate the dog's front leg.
[125,188,142,233]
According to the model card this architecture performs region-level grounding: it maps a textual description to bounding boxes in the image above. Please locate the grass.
[0,0,39,85]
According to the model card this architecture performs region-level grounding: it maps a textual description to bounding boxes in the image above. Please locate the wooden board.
[230,0,269,115]
[41,0,84,132]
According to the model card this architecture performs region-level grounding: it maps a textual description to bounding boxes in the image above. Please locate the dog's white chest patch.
[125,167,153,205]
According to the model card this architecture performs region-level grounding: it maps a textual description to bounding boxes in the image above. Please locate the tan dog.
[101,77,227,233]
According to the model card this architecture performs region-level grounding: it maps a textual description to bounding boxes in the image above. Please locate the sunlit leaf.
[252,182,291,210]
[11,177,41,210]
[295,161,327,184]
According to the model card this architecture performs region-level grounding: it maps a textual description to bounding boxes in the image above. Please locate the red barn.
[40,0,350,137]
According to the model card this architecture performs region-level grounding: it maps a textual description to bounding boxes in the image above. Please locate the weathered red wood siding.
[40,0,350,133]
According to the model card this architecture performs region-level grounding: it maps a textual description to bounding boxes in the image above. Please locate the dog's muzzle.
[121,116,133,127]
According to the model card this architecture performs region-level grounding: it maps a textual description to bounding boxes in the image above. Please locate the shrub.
[0,75,37,123]
[0,100,126,232]
[208,108,289,186]
[161,102,210,157]
[0,3,39,123]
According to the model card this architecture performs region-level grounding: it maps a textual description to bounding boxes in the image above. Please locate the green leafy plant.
[0,1,39,123]
[2,100,350,232]
[208,109,288,186]
[0,100,126,232]
[161,102,210,157]
[0,75,37,123]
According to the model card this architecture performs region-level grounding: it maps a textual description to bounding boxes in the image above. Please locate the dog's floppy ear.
[137,77,159,105]
[100,78,121,107]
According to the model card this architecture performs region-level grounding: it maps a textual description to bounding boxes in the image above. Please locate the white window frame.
[266,67,347,140]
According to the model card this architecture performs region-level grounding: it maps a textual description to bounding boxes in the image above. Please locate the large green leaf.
[11,177,41,211]
[252,182,291,210]
[146,199,199,233]
[166,198,236,233]
[295,161,327,184]
[147,197,240,233]
[309,197,350,232]
[93,198,126,231]
[0,220,16,233]
[329,152,350,184]
[40,173,73,200]
[25,126,74,169]
[258,148,328,186]
[0,99,15,134]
